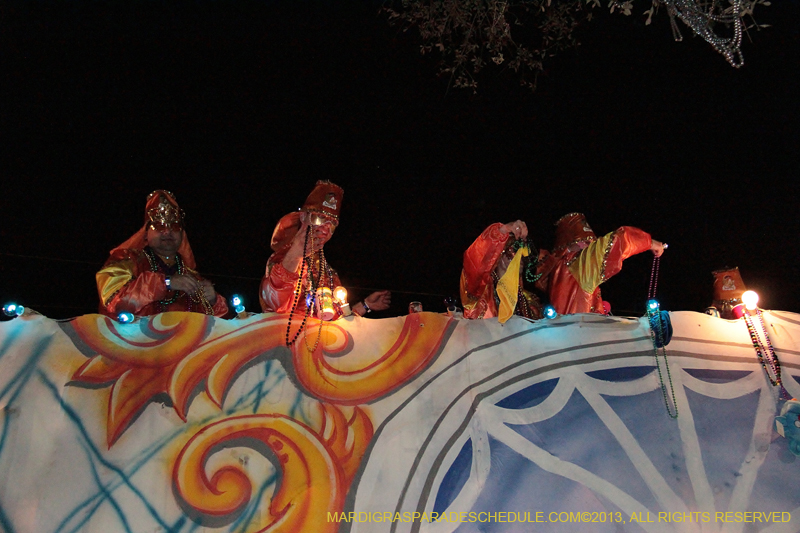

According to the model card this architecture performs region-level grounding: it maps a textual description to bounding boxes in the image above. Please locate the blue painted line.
[54,420,190,533]
[252,360,273,414]
[0,336,53,402]
[37,371,172,532]
[77,439,133,533]
[0,502,16,533]
[233,472,279,533]
[0,337,54,463]
[0,324,22,365]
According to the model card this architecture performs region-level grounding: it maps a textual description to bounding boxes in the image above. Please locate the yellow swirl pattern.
[72,312,209,366]
[293,312,454,404]
[173,414,345,533]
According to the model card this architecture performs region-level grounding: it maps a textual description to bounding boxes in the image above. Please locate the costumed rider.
[96,190,229,318]
[259,180,391,318]
[460,220,544,321]
[535,213,666,315]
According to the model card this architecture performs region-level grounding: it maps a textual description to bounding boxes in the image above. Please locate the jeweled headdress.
[300,180,343,224]
[271,181,344,255]
[106,189,196,269]
[145,190,185,227]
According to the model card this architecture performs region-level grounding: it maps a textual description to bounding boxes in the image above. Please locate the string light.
[333,286,348,304]
[2,303,25,317]
[117,312,135,324]
[647,299,660,312]
[333,286,351,317]
[231,295,246,315]
[742,290,759,311]
[544,305,557,319]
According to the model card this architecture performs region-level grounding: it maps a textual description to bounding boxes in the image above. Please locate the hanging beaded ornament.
[612,0,747,67]
[646,255,678,419]
[144,247,213,315]
[743,308,787,397]
[285,226,335,348]
[511,238,543,284]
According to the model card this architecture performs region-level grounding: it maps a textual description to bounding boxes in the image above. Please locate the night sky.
[2,0,798,320]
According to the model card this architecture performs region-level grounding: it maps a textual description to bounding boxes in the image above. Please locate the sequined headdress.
[144,190,185,227]
[108,190,196,269]
[553,212,597,253]
[271,181,344,256]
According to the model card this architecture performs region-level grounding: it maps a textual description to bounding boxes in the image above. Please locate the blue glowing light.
[544,305,557,319]
[647,299,660,311]
[231,295,242,307]
[117,312,135,324]
[235,304,245,314]
[305,293,314,308]
[3,303,24,317]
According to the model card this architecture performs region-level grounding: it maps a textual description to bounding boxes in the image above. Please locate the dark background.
[2,0,798,319]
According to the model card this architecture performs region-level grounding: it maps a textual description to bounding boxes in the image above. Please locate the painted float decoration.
[1,309,799,532]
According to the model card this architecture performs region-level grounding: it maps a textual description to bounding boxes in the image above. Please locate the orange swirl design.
[292,312,454,404]
[174,406,369,532]
[69,312,451,446]
[72,314,292,445]
[72,312,210,367]
[68,311,447,530]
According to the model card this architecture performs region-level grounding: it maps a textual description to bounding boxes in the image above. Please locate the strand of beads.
[145,247,183,307]
[646,255,677,419]
[649,308,678,419]
[285,227,315,347]
[189,285,214,315]
[744,309,785,396]
[302,248,336,353]
[648,256,660,300]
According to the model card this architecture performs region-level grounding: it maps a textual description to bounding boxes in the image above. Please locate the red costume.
[460,223,543,320]
[260,181,343,316]
[535,213,652,315]
[96,191,228,318]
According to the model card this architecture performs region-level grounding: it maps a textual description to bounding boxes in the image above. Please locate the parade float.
[1,293,798,533]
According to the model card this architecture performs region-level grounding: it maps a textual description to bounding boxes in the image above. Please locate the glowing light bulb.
[333,286,348,304]
[117,312,135,324]
[231,295,242,307]
[647,299,660,311]
[2,303,24,317]
[742,290,759,311]
[544,305,557,319]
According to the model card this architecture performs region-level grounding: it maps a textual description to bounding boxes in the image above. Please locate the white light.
[544,305,557,319]
[117,312,135,324]
[231,295,242,307]
[333,286,348,304]
[742,290,759,311]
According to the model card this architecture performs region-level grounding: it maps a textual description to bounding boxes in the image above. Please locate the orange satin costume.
[260,181,344,316]
[96,190,228,318]
[460,223,543,320]
[535,214,652,315]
